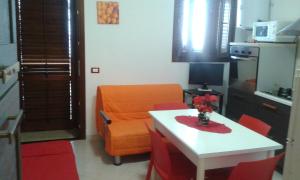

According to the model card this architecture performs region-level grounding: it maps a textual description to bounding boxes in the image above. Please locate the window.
[172,0,236,62]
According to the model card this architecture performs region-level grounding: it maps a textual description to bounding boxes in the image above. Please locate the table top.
[149,109,283,158]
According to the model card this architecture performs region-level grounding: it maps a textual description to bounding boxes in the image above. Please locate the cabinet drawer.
[256,97,290,132]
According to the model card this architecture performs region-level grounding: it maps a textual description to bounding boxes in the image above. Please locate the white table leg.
[196,159,205,180]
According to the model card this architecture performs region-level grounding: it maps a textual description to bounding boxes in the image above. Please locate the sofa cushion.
[106,118,153,156]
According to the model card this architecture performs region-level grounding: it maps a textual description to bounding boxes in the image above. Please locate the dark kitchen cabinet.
[226,87,257,121]
[226,85,290,172]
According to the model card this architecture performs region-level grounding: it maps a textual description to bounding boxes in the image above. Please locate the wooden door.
[283,70,300,180]
[17,0,80,132]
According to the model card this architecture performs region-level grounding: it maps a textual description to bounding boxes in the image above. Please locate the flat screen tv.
[189,63,224,88]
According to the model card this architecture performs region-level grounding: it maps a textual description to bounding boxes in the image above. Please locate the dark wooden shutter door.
[19,0,76,131]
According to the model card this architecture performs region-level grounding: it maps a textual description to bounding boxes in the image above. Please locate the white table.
[149,109,283,180]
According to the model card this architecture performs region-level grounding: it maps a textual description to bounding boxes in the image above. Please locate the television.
[189,63,224,89]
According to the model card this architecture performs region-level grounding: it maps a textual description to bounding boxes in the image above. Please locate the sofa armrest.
[100,111,112,125]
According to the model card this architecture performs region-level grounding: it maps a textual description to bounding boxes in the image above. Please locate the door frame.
[76,0,86,139]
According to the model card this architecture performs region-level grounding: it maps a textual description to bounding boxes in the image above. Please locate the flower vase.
[198,112,210,126]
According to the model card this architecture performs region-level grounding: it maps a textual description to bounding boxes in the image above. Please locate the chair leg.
[146,154,154,180]
[113,156,122,166]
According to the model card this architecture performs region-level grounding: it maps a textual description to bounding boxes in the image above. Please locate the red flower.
[193,96,203,105]
[193,94,217,113]
[209,95,218,102]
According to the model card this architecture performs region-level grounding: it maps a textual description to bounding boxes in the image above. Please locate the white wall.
[270,0,300,21]
[270,0,300,69]
[84,0,189,135]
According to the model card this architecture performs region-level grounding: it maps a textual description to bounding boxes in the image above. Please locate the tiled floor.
[21,130,78,143]
[72,136,283,180]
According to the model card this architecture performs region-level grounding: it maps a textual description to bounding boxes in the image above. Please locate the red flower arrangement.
[193,94,218,125]
[193,94,218,113]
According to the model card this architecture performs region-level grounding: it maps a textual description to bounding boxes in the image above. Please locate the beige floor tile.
[72,136,283,180]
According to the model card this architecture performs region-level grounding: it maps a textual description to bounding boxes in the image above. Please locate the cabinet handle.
[261,102,278,111]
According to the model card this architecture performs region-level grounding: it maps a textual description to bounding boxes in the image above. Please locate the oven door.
[230,55,258,84]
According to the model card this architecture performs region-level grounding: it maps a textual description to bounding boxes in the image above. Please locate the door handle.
[230,56,257,61]
[286,138,295,145]
[261,102,278,111]
[0,110,23,143]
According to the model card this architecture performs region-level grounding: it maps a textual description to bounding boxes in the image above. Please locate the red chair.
[153,102,190,153]
[153,102,189,111]
[146,127,196,180]
[228,153,285,180]
[239,114,271,136]
[207,153,285,180]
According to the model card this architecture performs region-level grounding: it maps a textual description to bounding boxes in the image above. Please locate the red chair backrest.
[148,127,172,179]
[228,153,285,180]
[239,114,271,136]
[153,103,189,111]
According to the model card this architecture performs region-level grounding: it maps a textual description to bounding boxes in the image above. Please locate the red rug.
[175,116,232,134]
[22,140,79,180]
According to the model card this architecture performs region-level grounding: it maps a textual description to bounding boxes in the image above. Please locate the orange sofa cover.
[96,84,184,156]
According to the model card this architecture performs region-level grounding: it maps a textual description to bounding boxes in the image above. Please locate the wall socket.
[91,67,100,73]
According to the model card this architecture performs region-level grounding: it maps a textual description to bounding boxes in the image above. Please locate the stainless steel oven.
[229,45,259,86]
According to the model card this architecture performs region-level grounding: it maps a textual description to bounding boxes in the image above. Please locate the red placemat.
[175,116,232,134]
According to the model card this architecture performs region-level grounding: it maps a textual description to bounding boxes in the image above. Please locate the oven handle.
[230,56,257,61]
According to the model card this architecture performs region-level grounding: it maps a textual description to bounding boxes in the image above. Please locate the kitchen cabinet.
[226,85,290,172]
[226,87,257,121]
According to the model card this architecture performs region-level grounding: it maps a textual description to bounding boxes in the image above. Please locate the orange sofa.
[96,84,184,164]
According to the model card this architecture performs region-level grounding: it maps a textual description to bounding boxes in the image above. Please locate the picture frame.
[97,1,119,25]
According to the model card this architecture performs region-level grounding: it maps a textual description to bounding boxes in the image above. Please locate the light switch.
[91,67,100,73]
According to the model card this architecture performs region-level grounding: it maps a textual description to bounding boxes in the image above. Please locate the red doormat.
[22,140,79,180]
[175,116,232,134]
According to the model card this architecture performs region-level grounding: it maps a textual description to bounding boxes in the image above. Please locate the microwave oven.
[252,21,295,42]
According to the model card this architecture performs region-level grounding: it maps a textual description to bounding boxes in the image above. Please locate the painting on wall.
[97,1,119,24]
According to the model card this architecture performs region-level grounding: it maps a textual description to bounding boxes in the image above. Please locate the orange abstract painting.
[97,1,119,24]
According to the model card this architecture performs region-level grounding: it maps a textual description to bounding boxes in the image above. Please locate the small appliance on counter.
[252,21,296,42]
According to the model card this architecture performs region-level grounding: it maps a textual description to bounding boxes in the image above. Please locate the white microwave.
[252,21,295,42]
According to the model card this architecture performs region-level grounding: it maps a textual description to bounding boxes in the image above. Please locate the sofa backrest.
[97,84,183,119]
